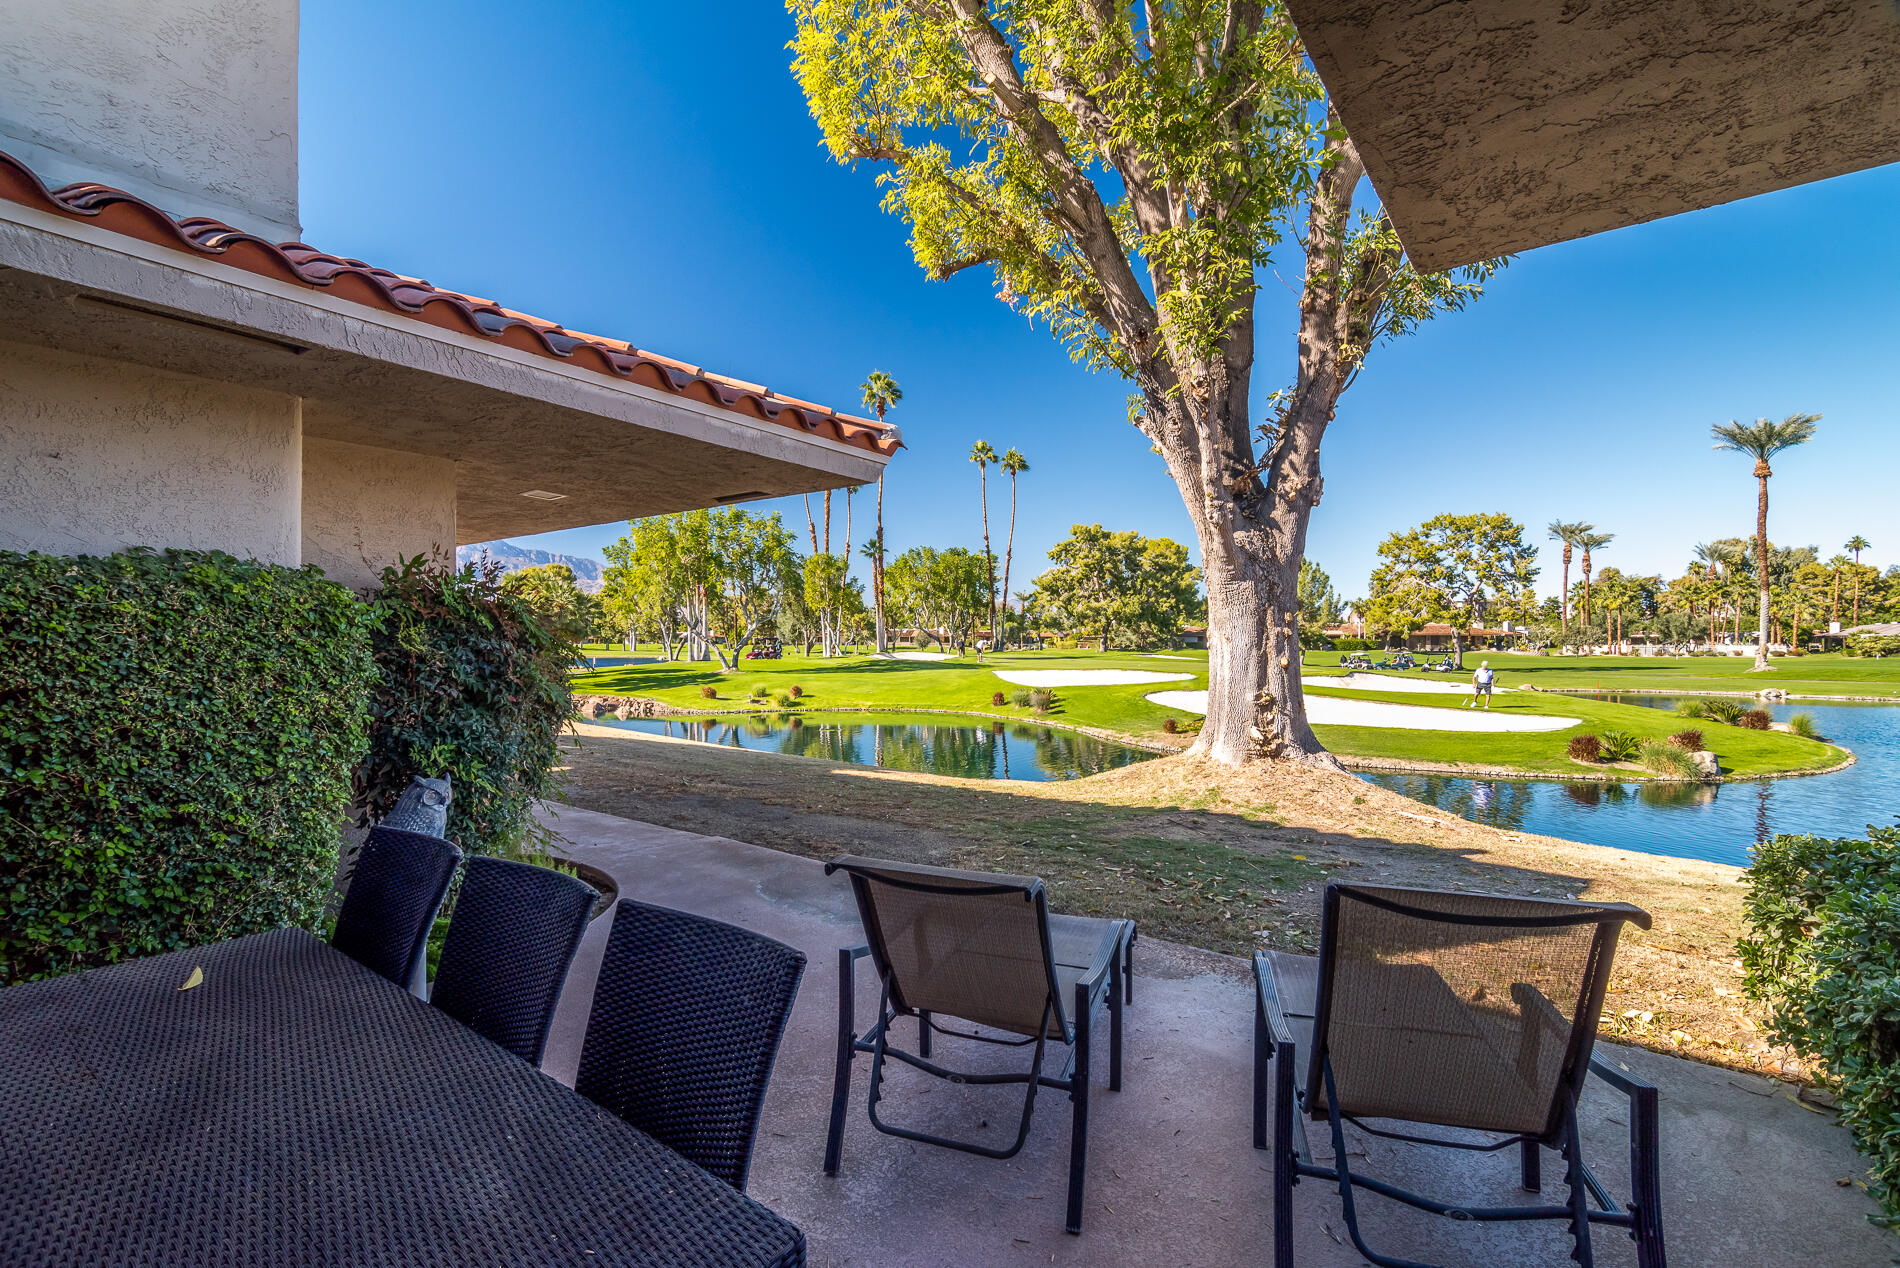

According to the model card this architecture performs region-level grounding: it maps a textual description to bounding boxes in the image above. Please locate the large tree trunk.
[1451,625,1465,671]
[1752,466,1773,670]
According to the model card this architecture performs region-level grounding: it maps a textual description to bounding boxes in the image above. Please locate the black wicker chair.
[330,826,461,988]
[429,856,598,1065]
[1254,882,1664,1268]
[575,899,806,1191]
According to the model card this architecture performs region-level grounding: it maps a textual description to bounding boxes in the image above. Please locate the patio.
[536,802,1892,1266]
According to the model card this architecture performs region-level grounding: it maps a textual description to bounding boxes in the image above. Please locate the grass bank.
[555,727,1797,1078]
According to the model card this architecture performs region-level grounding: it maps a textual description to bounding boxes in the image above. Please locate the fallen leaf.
[178,966,204,992]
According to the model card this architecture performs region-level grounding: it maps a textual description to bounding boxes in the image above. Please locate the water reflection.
[1364,694,1898,867]
[599,712,1155,783]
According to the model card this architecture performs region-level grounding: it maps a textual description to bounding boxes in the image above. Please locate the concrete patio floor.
[536,802,1894,1267]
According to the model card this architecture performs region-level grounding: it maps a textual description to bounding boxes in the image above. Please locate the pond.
[1362,695,1900,867]
[595,712,1159,782]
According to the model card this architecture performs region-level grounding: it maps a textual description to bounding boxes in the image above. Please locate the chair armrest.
[1254,952,1297,1047]
[1588,1052,1658,1097]
[1073,931,1119,1003]
[844,943,872,961]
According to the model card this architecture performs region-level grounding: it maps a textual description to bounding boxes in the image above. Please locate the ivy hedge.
[355,555,572,857]
[0,549,375,985]
[1741,824,1900,1224]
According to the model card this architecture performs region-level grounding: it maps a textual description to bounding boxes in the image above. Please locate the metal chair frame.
[820,864,1134,1234]
[1251,884,1666,1268]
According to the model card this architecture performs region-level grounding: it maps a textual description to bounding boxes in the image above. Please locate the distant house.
[1177,625,1208,649]
[1404,624,1514,652]
[0,0,896,586]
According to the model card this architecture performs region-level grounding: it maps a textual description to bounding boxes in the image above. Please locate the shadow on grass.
[557,733,1599,958]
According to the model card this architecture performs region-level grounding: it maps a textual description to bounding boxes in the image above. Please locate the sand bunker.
[1321,672,1499,695]
[1145,690,1577,733]
[996,670,1194,688]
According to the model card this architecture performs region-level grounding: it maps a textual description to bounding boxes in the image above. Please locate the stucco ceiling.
[1286,0,1900,271]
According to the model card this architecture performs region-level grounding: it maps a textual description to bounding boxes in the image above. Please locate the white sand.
[1322,672,1497,695]
[1145,690,1577,732]
[873,651,956,662]
[995,670,1194,688]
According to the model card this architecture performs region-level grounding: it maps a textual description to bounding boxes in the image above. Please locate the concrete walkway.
[536,803,1893,1267]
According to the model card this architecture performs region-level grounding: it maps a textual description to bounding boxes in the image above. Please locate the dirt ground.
[556,723,1803,1078]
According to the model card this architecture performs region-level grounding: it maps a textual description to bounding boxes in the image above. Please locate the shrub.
[701,685,719,699]
[750,683,769,699]
[1597,730,1641,762]
[1846,634,1900,658]
[1788,713,1818,740]
[1737,708,1773,730]
[1333,637,1368,652]
[1741,826,1900,1223]
[788,684,803,699]
[1639,739,1698,778]
[1704,699,1746,725]
[1162,717,1180,734]
[772,690,797,708]
[992,691,1007,706]
[357,555,572,858]
[1668,729,1705,751]
[1031,687,1056,712]
[1011,688,1033,708]
[1567,734,1603,763]
[1,549,376,984]
[1675,699,1708,720]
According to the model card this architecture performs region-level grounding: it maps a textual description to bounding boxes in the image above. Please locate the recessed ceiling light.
[519,489,567,502]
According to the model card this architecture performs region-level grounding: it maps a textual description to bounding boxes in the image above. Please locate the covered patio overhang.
[0,149,894,584]
[1283,0,1900,271]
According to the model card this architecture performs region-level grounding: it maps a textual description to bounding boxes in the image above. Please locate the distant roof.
[1844,622,1900,636]
[0,148,897,457]
[1283,0,1900,270]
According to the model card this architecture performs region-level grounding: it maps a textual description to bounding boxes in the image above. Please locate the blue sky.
[301,3,1898,603]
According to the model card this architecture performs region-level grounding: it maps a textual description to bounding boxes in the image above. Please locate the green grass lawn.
[1380,649,1900,698]
[570,644,1853,779]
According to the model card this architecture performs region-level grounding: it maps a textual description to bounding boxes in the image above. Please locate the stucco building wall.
[0,339,302,562]
[0,0,299,240]
[300,437,457,592]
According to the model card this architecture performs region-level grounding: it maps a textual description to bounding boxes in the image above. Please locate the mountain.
[458,540,604,592]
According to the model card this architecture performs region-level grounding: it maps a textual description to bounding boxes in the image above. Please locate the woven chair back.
[575,900,805,1191]
[828,856,1064,1040]
[430,856,597,1064]
[1312,884,1648,1141]
[330,826,461,987]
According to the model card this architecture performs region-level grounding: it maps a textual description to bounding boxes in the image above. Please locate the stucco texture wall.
[300,436,456,593]
[0,0,299,240]
[0,338,302,562]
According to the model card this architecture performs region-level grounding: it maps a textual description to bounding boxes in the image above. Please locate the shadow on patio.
[536,802,1892,1267]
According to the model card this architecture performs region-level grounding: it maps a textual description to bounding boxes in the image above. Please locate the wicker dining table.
[0,927,805,1267]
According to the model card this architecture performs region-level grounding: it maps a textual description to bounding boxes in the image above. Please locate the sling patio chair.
[330,826,461,990]
[429,855,598,1065]
[575,899,806,1192]
[821,855,1136,1234]
[1253,882,1664,1268]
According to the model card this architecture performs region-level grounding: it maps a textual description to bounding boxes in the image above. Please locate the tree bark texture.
[1753,464,1773,670]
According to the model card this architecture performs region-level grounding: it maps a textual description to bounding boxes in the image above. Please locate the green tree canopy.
[1296,559,1342,645]
[1031,524,1203,650]
[1366,513,1538,666]
[497,563,598,647]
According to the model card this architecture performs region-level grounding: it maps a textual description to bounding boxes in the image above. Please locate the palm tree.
[998,448,1028,646]
[1546,520,1591,645]
[1578,530,1613,642]
[1847,534,1872,626]
[801,494,819,554]
[1713,413,1821,669]
[1827,554,1849,622]
[969,439,999,640]
[859,370,902,651]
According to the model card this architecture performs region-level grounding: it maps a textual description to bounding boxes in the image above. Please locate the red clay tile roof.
[0,149,898,457]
